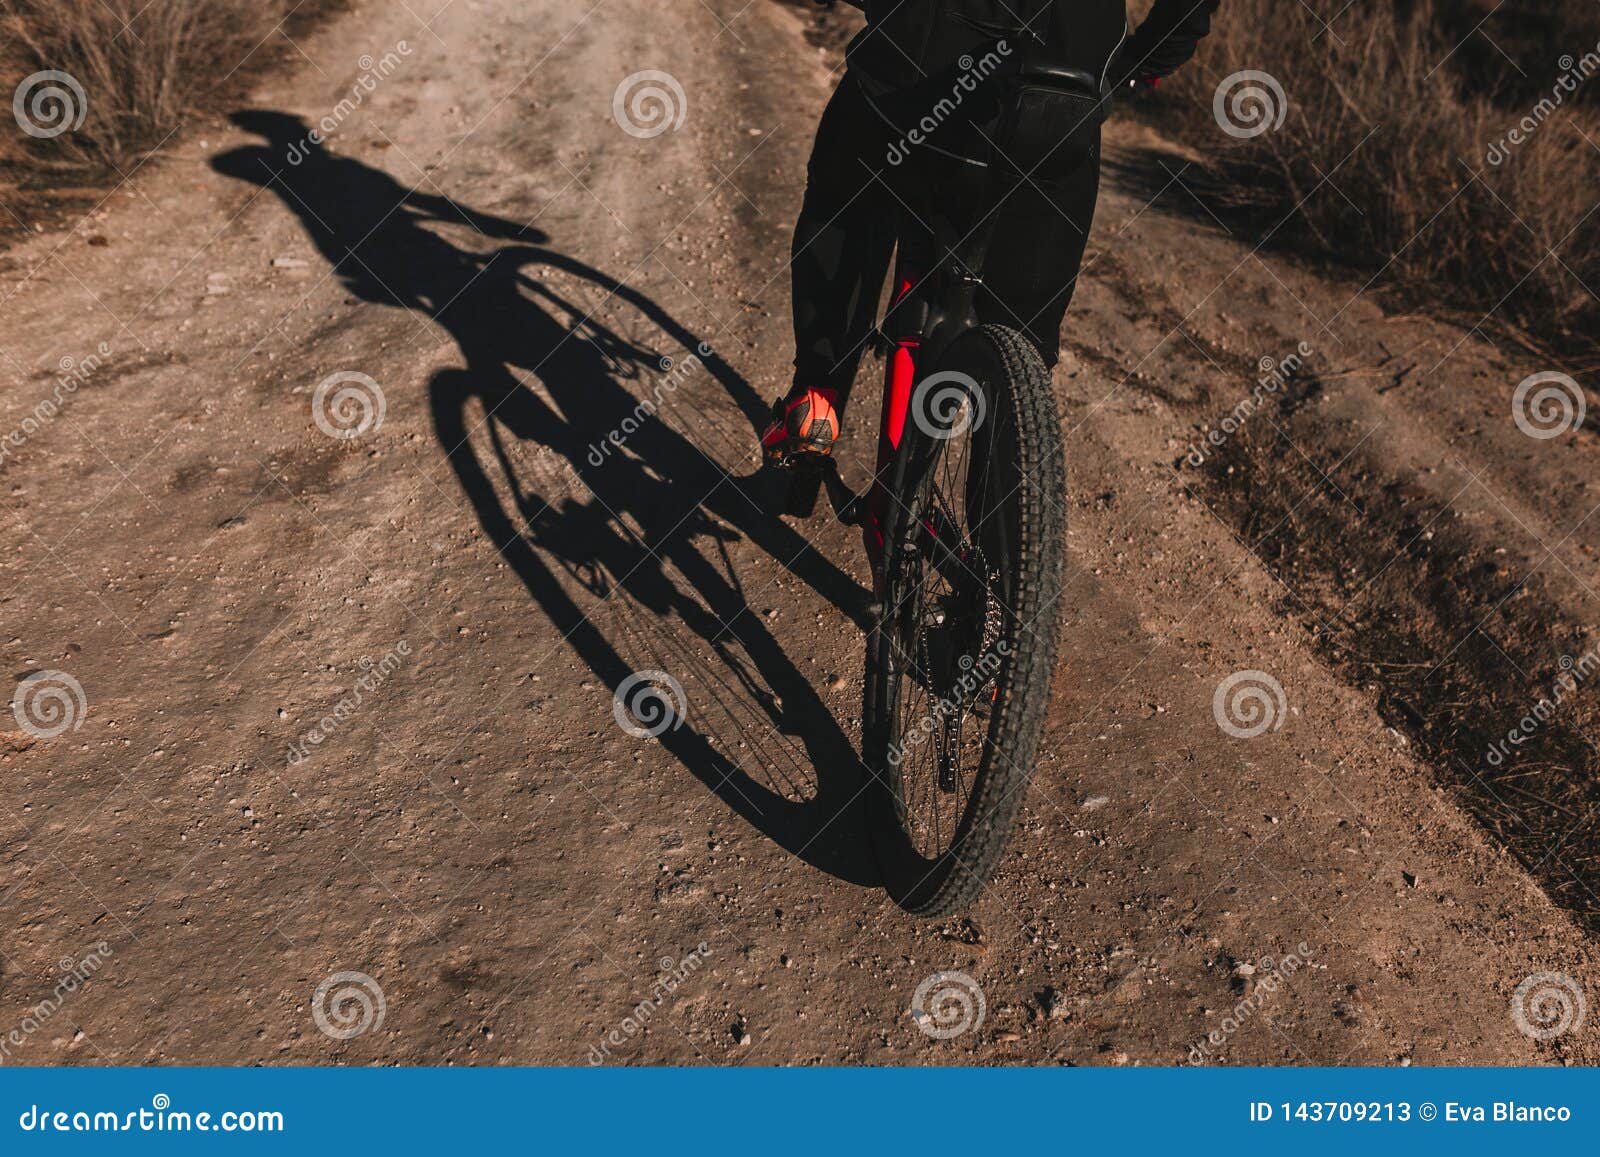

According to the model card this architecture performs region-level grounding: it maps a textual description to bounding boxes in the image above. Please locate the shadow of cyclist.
[213,110,877,886]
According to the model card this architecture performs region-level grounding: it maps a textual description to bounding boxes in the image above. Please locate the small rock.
[1080,794,1110,811]
[731,1018,751,1046]
[271,256,310,269]
[1039,987,1068,1021]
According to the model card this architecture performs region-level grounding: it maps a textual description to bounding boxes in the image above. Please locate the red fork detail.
[866,270,923,584]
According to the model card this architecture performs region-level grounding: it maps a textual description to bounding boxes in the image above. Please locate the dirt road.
[2,0,1597,1065]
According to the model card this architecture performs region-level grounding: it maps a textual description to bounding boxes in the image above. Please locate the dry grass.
[1149,0,1600,347]
[1,0,323,174]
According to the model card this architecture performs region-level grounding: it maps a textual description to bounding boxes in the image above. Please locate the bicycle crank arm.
[820,459,866,526]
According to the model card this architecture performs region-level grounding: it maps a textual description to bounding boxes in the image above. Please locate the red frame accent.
[866,270,922,581]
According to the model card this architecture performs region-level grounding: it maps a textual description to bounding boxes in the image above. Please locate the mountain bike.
[782,64,1102,915]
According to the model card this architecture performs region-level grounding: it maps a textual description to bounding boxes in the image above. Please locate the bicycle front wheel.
[863,324,1066,916]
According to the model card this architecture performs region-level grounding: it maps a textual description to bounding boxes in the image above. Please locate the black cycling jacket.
[846,0,1221,95]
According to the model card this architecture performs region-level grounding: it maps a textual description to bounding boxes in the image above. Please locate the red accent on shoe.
[761,387,841,464]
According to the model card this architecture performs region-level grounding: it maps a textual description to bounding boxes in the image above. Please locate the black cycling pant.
[789,74,1101,409]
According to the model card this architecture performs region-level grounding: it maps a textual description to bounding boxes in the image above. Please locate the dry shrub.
[1155,0,1600,345]
[1,0,299,172]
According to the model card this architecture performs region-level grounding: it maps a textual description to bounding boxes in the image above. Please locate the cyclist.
[761,0,1222,467]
